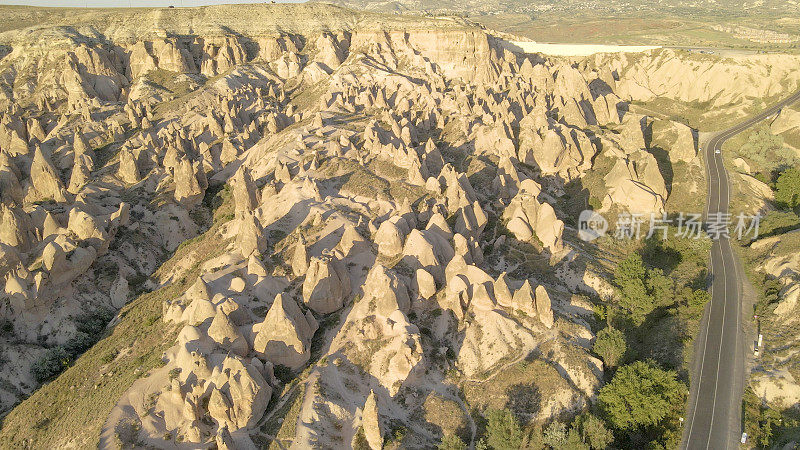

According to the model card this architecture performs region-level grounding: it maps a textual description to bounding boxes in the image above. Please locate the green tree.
[598,361,685,431]
[593,327,627,369]
[743,387,787,448]
[743,127,783,160]
[688,289,710,312]
[613,253,683,324]
[574,413,614,450]
[757,408,782,447]
[485,408,523,449]
[646,268,674,308]
[739,127,794,174]
[545,420,594,450]
[63,332,95,356]
[759,210,800,237]
[614,253,647,286]
[614,254,654,325]
[565,428,591,450]
[543,421,567,448]
[617,277,652,325]
[775,168,800,209]
[438,434,466,450]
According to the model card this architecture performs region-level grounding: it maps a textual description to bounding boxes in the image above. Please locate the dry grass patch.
[462,359,568,425]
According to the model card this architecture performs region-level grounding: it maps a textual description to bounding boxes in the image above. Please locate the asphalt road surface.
[683,90,800,449]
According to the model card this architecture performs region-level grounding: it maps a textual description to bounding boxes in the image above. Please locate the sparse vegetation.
[438,433,467,450]
[727,126,800,185]
[353,426,371,450]
[31,308,115,382]
[573,413,614,450]
[484,408,524,450]
[757,210,800,239]
[0,190,232,447]
[31,347,71,383]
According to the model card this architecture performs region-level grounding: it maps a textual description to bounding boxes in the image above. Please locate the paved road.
[683,90,800,449]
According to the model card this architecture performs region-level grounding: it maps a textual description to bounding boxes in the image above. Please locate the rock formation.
[0,4,752,448]
[253,293,318,370]
[362,390,383,450]
[302,255,350,314]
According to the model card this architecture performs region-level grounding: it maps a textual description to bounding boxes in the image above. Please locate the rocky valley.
[0,3,798,449]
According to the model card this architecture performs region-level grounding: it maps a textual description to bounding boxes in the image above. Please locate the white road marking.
[706,138,729,449]
[707,237,727,443]
[683,91,800,449]
[687,137,719,445]
[687,133,728,446]
[691,124,754,448]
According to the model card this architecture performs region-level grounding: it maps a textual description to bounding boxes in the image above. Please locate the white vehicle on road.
[741,432,748,443]
[715,148,720,154]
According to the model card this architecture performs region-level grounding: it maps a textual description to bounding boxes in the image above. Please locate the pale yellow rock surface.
[253,293,317,370]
